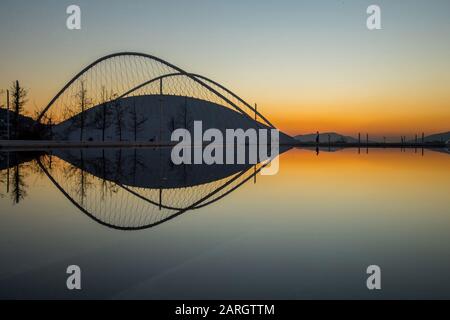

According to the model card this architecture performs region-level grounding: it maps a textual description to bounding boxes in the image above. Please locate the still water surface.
[0,147,449,299]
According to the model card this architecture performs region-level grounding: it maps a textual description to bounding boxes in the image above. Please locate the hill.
[408,131,450,143]
[53,95,295,144]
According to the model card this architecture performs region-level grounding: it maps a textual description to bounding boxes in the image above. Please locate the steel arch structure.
[117,72,275,128]
[37,154,268,231]
[38,52,274,128]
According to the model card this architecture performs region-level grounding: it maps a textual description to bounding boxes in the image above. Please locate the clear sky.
[1,0,449,139]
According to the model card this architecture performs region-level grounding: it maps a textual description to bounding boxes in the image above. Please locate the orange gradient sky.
[1,0,449,140]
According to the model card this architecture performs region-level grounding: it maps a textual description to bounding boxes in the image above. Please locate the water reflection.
[1,146,447,231]
[0,147,449,299]
[0,152,42,204]
[1,146,291,230]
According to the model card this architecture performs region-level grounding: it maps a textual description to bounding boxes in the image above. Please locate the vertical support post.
[255,102,259,158]
[14,81,18,139]
[366,133,369,154]
[253,103,259,184]
[80,149,85,205]
[49,118,53,140]
[183,96,187,182]
[159,78,163,199]
[254,103,258,183]
[414,136,417,153]
[184,96,187,129]
[358,132,360,154]
[6,89,10,140]
[421,132,424,156]
[159,78,163,143]
[6,152,10,193]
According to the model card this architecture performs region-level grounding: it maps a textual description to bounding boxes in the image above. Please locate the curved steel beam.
[38,52,264,127]
[118,163,254,211]
[37,157,266,231]
[191,74,275,128]
[117,72,180,99]
[118,73,275,128]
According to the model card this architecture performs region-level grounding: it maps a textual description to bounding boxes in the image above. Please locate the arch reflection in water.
[37,146,291,230]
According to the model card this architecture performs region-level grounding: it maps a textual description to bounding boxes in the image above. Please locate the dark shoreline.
[0,139,448,150]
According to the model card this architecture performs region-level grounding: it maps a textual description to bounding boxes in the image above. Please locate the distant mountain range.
[294,132,360,143]
[407,131,450,143]
[295,131,450,144]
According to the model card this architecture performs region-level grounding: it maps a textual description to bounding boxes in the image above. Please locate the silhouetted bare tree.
[0,90,5,139]
[0,89,4,109]
[0,166,6,199]
[71,150,93,205]
[113,99,125,141]
[11,164,27,204]
[128,100,148,141]
[92,87,114,141]
[10,81,28,139]
[113,149,125,182]
[68,80,91,141]
[131,149,146,185]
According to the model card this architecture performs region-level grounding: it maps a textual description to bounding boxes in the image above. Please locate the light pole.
[254,103,257,184]
[6,89,10,140]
